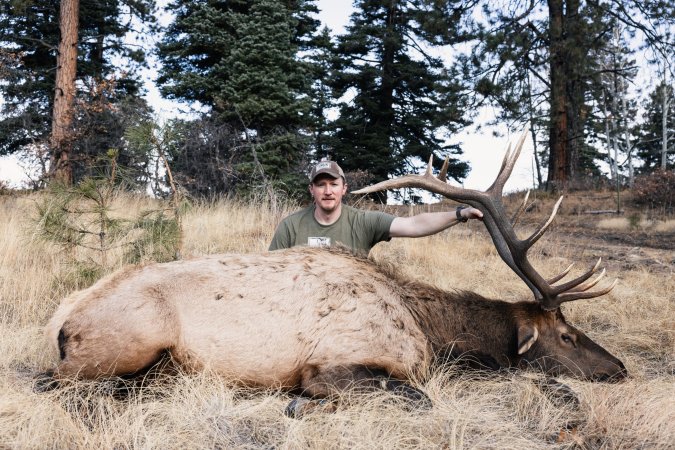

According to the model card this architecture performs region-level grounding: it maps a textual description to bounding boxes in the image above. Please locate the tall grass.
[0,192,673,449]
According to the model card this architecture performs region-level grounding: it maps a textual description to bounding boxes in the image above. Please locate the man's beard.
[317,197,339,212]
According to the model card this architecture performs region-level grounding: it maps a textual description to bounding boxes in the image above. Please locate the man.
[269,160,483,255]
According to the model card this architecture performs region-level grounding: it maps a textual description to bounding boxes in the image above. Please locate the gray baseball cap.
[309,160,345,182]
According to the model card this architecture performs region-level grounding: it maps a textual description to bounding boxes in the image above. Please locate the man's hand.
[459,206,483,221]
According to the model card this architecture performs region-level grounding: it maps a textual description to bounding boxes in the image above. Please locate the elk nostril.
[615,366,628,381]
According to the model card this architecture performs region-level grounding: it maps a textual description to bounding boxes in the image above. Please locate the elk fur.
[46,246,625,394]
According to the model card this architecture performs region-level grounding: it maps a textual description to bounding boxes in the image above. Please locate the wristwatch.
[456,206,468,222]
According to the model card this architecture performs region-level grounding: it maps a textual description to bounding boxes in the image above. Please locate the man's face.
[309,175,347,213]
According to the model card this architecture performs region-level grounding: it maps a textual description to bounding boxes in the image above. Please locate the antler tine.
[486,143,511,194]
[551,259,602,293]
[525,196,563,248]
[438,156,449,182]
[556,279,618,304]
[546,263,574,284]
[510,190,530,226]
[352,154,478,201]
[570,268,606,292]
[488,129,528,195]
[424,154,434,176]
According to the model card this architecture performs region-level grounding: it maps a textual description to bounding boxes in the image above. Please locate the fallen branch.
[583,210,624,215]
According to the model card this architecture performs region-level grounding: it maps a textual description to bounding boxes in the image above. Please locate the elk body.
[46,247,625,394]
[44,131,626,412]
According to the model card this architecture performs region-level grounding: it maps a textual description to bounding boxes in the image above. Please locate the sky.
[0,0,537,193]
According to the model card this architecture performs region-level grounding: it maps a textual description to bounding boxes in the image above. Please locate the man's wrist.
[455,206,468,223]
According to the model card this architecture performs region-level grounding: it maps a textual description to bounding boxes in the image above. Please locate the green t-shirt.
[268,204,395,255]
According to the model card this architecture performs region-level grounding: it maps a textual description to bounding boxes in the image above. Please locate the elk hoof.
[386,380,433,410]
[284,397,336,419]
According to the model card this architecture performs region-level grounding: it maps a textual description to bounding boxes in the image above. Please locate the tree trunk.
[525,70,543,187]
[368,1,398,203]
[50,0,79,185]
[662,71,671,170]
[601,89,617,180]
[565,0,586,183]
[528,121,543,187]
[376,1,397,164]
[547,0,569,191]
[619,76,634,187]
[547,0,589,191]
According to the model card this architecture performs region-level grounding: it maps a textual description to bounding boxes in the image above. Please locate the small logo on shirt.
[308,237,331,247]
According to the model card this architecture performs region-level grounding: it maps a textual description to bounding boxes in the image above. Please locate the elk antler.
[352,130,616,311]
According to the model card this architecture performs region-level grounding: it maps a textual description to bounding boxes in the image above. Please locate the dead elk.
[42,132,626,414]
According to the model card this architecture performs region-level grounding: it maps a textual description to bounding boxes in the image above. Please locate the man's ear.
[517,324,539,355]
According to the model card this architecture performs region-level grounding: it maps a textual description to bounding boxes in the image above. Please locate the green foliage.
[219,0,309,130]
[73,87,158,187]
[627,213,641,230]
[157,0,316,123]
[156,0,319,198]
[0,0,58,155]
[0,0,156,177]
[327,0,471,198]
[222,0,312,192]
[125,210,184,264]
[632,170,675,212]
[34,154,183,285]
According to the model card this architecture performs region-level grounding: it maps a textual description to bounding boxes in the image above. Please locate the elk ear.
[517,324,539,355]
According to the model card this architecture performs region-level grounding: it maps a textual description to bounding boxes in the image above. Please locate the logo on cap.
[309,160,345,182]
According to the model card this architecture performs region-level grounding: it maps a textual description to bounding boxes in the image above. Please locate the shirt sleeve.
[363,210,396,246]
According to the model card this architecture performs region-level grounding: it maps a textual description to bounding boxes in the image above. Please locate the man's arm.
[389,207,483,238]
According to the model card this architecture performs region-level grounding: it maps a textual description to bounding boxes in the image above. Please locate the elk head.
[353,130,627,381]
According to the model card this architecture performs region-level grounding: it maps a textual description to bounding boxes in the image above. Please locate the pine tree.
[328,0,471,198]
[304,27,336,159]
[157,0,320,196]
[0,0,157,183]
[471,0,675,190]
[0,0,60,156]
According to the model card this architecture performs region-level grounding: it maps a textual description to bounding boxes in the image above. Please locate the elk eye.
[561,333,575,346]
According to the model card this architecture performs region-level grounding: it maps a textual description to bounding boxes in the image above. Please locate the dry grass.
[595,217,675,232]
[1,191,673,449]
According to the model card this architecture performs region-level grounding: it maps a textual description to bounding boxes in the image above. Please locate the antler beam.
[352,130,616,310]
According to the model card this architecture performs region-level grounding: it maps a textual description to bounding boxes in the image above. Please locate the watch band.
[456,206,468,222]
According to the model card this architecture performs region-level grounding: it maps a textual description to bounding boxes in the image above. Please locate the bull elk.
[43,131,626,415]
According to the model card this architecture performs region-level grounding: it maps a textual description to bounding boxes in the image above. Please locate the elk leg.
[285,364,430,418]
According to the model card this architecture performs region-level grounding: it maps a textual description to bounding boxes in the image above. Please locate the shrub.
[632,170,675,212]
